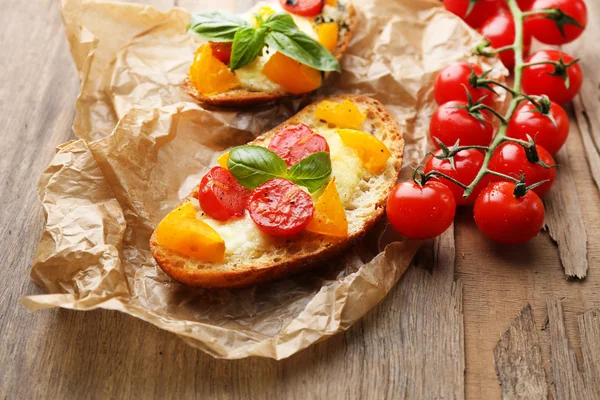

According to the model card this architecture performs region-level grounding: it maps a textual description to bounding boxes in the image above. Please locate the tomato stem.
[462,0,525,199]
[470,104,508,124]
[486,169,520,183]
[424,171,470,190]
[477,79,517,96]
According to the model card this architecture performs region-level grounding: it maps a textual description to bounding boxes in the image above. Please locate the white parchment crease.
[21,0,505,359]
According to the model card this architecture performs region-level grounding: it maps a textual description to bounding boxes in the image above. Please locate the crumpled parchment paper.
[21,0,505,359]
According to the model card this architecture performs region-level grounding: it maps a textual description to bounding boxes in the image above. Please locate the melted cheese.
[318,128,366,206]
[199,213,272,256]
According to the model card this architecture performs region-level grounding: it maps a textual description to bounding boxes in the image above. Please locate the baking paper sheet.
[22,0,505,359]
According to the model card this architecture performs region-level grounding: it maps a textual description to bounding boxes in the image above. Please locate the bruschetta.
[183,0,356,107]
[150,95,404,288]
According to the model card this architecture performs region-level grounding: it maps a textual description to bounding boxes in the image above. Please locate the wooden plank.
[578,310,600,400]
[387,224,465,399]
[494,304,548,400]
[544,147,588,279]
[566,0,600,192]
[546,298,587,400]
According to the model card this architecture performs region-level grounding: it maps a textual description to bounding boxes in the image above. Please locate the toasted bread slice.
[183,4,357,107]
[150,95,404,288]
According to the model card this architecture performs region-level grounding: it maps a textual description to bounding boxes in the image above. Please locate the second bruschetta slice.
[183,1,356,107]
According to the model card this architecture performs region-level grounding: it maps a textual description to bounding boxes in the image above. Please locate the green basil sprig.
[227,146,332,193]
[187,11,340,72]
[186,11,249,42]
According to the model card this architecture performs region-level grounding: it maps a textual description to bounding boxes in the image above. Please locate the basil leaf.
[187,11,249,42]
[228,146,288,189]
[288,152,332,193]
[230,27,266,70]
[262,12,298,33]
[265,31,341,72]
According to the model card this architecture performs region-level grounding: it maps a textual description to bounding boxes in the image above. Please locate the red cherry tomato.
[522,50,583,105]
[268,124,329,166]
[479,12,532,69]
[209,42,233,64]
[474,181,545,245]
[434,62,494,106]
[507,100,569,154]
[425,149,492,206]
[527,0,587,45]
[279,0,324,17]
[488,142,556,197]
[430,101,494,148]
[517,0,535,10]
[198,166,251,221]
[443,0,507,28]
[386,180,456,239]
[248,178,314,237]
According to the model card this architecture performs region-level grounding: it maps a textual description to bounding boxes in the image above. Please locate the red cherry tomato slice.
[198,166,251,221]
[474,181,545,245]
[248,178,314,237]
[425,149,491,206]
[386,180,456,240]
[443,0,507,28]
[527,0,587,45]
[434,62,494,107]
[522,50,583,105]
[279,0,324,17]
[268,124,330,166]
[479,12,532,69]
[488,142,556,197]
[209,42,233,65]
[507,100,569,154]
[429,101,494,149]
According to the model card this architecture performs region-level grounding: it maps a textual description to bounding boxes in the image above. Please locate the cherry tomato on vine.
[507,100,569,154]
[474,181,545,245]
[527,0,587,45]
[522,50,583,105]
[430,101,494,148]
[279,0,324,17]
[517,0,535,10]
[443,0,507,28]
[199,167,251,221]
[424,149,492,206]
[488,142,556,197]
[434,62,494,106]
[478,12,532,69]
[386,180,456,240]
[209,42,233,65]
[248,178,314,237]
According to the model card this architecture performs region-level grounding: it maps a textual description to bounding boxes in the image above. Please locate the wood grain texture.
[567,0,600,192]
[390,225,465,399]
[578,310,600,400]
[494,304,548,400]
[546,298,587,400]
[544,146,588,279]
[2,0,600,399]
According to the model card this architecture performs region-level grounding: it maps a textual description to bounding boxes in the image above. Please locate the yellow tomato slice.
[314,99,366,130]
[217,152,230,168]
[262,52,322,95]
[250,6,275,27]
[189,45,240,96]
[337,129,391,174]
[155,203,225,262]
[316,22,339,52]
[306,179,348,237]
[325,0,338,6]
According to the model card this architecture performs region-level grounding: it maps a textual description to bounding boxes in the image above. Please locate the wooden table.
[1,0,599,398]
